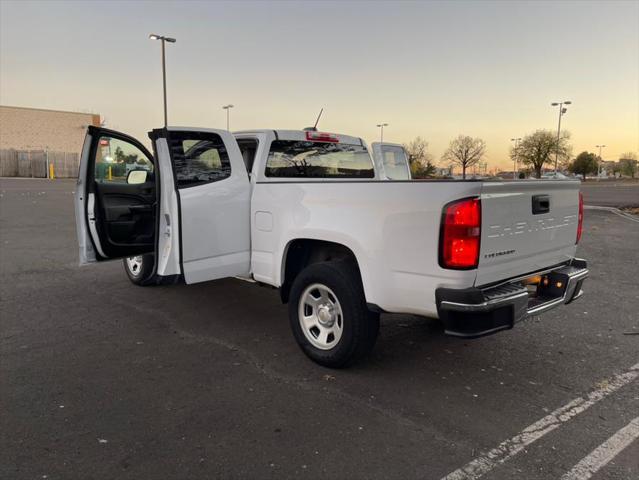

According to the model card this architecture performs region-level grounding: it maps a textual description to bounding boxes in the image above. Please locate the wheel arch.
[279,238,366,304]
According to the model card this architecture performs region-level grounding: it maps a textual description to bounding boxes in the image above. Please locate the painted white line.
[584,205,639,223]
[441,363,639,480]
[560,416,639,480]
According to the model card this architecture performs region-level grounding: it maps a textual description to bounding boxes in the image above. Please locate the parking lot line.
[441,362,639,480]
[560,416,639,480]
[584,205,639,223]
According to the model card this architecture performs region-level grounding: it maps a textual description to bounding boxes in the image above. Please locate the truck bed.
[250,179,581,318]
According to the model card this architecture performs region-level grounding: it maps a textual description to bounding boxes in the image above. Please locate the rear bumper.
[436,258,588,338]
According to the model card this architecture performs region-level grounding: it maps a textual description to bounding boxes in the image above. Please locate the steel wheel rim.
[126,256,144,277]
[298,283,344,350]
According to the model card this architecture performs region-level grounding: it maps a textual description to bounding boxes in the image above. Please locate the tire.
[288,261,380,368]
[123,254,155,286]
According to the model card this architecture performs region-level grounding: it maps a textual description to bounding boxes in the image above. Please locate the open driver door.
[75,126,251,284]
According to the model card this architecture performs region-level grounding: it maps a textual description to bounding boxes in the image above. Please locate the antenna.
[303,108,324,131]
[313,108,324,130]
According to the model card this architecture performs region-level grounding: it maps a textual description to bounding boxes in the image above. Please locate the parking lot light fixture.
[376,123,389,143]
[596,144,607,178]
[222,104,234,130]
[149,34,176,127]
[510,137,522,179]
[551,100,571,173]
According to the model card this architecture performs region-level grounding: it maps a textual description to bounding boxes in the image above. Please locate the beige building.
[0,105,101,155]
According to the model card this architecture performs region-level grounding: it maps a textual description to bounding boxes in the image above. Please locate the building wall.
[0,105,100,155]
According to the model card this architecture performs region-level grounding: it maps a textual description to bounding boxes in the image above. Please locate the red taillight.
[576,192,584,244]
[305,131,339,143]
[439,197,481,269]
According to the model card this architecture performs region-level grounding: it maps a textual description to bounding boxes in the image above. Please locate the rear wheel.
[123,254,155,285]
[288,261,379,368]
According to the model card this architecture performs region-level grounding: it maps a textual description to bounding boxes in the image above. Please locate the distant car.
[541,172,569,179]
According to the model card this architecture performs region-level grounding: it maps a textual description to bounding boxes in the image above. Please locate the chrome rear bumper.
[436,258,588,338]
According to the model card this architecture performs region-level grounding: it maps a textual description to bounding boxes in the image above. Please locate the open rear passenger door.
[75,126,251,284]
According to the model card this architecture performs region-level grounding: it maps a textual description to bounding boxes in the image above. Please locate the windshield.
[265,140,374,178]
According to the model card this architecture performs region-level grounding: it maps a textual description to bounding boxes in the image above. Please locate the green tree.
[512,130,571,179]
[611,162,622,178]
[124,153,139,164]
[114,146,126,163]
[441,135,486,179]
[619,152,638,178]
[404,136,436,178]
[568,151,598,180]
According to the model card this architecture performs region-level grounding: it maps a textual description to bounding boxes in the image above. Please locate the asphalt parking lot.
[581,181,639,207]
[1,178,638,480]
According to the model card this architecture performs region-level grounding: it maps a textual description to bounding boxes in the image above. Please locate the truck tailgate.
[476,180,581,286]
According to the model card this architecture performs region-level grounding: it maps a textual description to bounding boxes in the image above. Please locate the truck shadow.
[146,276,518,377]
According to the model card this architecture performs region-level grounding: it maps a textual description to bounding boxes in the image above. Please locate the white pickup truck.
[75,126,588,367]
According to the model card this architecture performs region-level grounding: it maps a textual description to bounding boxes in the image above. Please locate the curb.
[584,205,639,223]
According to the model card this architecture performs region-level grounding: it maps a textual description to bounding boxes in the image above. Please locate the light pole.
[222,104,234,130]
[510,137,522,179]
[149,34,176,127]
[551,100,571,174]
[376,123,388,143]
[596,144,606,178]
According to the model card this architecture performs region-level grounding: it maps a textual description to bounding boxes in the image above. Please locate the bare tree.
[512,130,571,178]
[441,135,486,179]
[403,136,435,178]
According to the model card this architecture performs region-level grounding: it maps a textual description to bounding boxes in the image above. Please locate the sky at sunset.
[1,0,637,170]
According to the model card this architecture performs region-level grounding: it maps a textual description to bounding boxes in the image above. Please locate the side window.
[168,131,232,188]
[94,136,153,184]
[237,138,259,174]
[381,145,410,180]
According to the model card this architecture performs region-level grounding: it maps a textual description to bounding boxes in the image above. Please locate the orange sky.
[1,1,637,170]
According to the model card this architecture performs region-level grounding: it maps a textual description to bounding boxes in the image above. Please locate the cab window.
[168,131,232,188]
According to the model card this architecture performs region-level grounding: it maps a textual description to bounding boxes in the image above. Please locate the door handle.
[532,195,550,215]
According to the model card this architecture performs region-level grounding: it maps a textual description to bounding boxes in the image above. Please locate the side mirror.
[127,169,148,185]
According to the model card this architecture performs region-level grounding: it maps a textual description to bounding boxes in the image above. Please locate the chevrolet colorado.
[75,126,588,367]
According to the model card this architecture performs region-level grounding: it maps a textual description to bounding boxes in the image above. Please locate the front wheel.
[288,261,380,368]
[123,254,155,285]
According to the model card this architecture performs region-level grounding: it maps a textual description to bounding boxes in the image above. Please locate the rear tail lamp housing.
[576,192,584,244]
[439,197,481,270]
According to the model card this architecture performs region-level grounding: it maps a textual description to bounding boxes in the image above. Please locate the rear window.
[265,140,374,178]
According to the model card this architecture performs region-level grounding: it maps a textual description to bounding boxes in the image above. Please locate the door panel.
[153,136,181,278]
[76,134,98,264]
[94,181,155,252]
[75,125,157,263]
[153,128,251,284]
